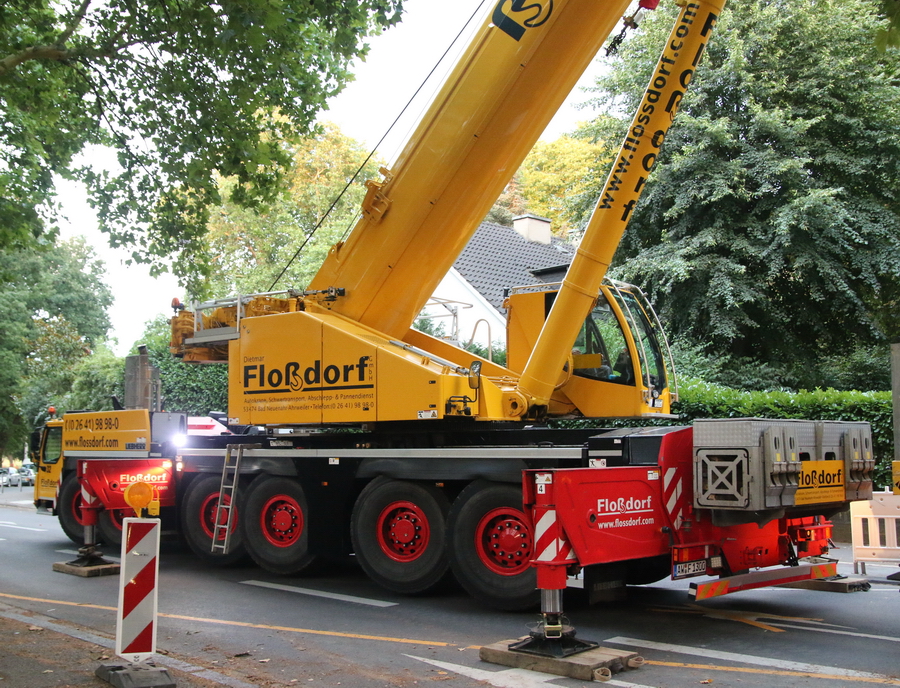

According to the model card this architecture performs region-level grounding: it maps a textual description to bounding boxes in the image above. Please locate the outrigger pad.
[508,625,599,659]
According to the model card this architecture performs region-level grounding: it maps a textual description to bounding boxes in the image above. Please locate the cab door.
[33,420,63,505]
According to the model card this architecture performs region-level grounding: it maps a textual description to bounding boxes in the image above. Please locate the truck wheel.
[98,509,126,547]
[351,478,451,594]
[625,555,671,586]
[57,474,87,545]
[243,475,318,575]
[447,480,538,611]
[181,474,247,565]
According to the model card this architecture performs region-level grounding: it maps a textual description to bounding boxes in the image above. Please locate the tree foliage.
[139,317,228,415]
[484,172,527,227]
[203,123,382,297]
[0,237,112,453]
[1,0,402,292]
[519,136,609,236]
[580,0,900,389]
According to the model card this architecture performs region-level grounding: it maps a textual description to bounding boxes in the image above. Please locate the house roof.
[453,222,575,311]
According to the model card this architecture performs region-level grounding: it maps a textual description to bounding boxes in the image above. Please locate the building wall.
[421,267,506,352]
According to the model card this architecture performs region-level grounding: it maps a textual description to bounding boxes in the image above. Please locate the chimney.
[513,214,552,244]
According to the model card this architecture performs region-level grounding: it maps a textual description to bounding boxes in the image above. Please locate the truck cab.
[31,418,63,512]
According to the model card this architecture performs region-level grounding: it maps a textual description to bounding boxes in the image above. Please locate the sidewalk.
[0,483,37,511]
[0,601,260,687]
[0,488,265,687]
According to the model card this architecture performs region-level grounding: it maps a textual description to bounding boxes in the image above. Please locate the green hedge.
[555,378,894,489]
[674,380,894,488]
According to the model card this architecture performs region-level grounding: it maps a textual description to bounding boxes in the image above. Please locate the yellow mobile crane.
[42,0,873,612]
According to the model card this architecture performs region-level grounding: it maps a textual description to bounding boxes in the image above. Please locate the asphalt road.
[1,488,898,688]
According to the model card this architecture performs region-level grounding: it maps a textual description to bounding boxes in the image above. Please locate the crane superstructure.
[32,0,875,615]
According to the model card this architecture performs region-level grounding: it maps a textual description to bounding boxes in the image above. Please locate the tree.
[519,136,609,236]
[139,317,229,415]
[63,343,125,412]
[877,0,900,50]
[16,316,92,431]
[484,172,527,227]
[0,0,402,292]
[0,237,112,453]
[580,0,900,389]
[203,123,383,296]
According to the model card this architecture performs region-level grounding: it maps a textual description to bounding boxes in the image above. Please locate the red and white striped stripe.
[82,482,98,508]
[662,466,686,531]
[115,518,161,663]
[533,508,576,563]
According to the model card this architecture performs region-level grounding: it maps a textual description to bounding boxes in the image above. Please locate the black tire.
[625,555,671,586]
[351,478,451,594]
[181,474,248,565]
[243,475,318,575]
[447,480,538,611]
[57,473,86,545]
[98,508,126,547]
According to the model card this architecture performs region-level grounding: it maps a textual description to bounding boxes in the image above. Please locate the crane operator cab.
[506,278,675,419]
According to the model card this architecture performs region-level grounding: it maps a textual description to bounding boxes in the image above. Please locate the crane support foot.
[52,545,120,577]
[508,623,599,658]
[480,638,643,681]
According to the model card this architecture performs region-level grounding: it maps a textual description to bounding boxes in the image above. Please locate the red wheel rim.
[70,488,87,527]
[199,493,235,542]
[108,509,126,532]
[376,500,430,562]
[474,507,532,575]
[259,494,303,548]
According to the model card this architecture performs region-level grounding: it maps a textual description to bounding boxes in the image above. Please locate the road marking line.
[768,622,900,643]
[240,579,398,607]
[646,660,900,685]
[0,602,254,688]
[0,523,46,532]
[0,592,448,646]
[605,636,890,679]
[408,655,655,688]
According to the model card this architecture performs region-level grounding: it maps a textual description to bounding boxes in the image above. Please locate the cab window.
[42,427,63,465]
[572,296,635,385]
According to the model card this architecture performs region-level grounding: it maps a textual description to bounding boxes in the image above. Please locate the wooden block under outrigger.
[480,638,643,682]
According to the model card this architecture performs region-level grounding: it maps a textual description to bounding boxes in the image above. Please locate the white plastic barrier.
[851,491,900,574]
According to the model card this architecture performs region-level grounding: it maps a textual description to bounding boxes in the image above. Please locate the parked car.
[16,466,35,486]
[0,467,22,488]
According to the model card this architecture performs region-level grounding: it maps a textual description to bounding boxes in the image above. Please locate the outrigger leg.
[509,472,597,658]
[509,588,599,658]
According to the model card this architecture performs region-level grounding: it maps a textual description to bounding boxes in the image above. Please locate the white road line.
[604,637,888,679]
[0,523,46,532]
[240,580,398,607]
[407,655,655,688]
[768,622,900,643]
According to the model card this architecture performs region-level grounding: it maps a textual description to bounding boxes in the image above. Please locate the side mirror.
[468,361,482,390]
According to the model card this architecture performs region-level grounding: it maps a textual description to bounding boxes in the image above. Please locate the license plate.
[673,559,707,579]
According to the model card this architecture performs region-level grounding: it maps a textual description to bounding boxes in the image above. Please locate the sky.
[57,0,615,356]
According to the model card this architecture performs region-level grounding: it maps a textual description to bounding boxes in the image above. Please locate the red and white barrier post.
[95,481,174,688]
[115,517,161,662]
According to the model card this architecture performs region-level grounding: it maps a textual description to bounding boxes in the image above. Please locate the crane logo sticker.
[492,0,553,41]
[594,493,656,529]
[242,356,373,395]
[794,460,845,505]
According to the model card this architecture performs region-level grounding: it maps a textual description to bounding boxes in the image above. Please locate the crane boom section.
[308,0,632,338]
[517,0,725,409]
